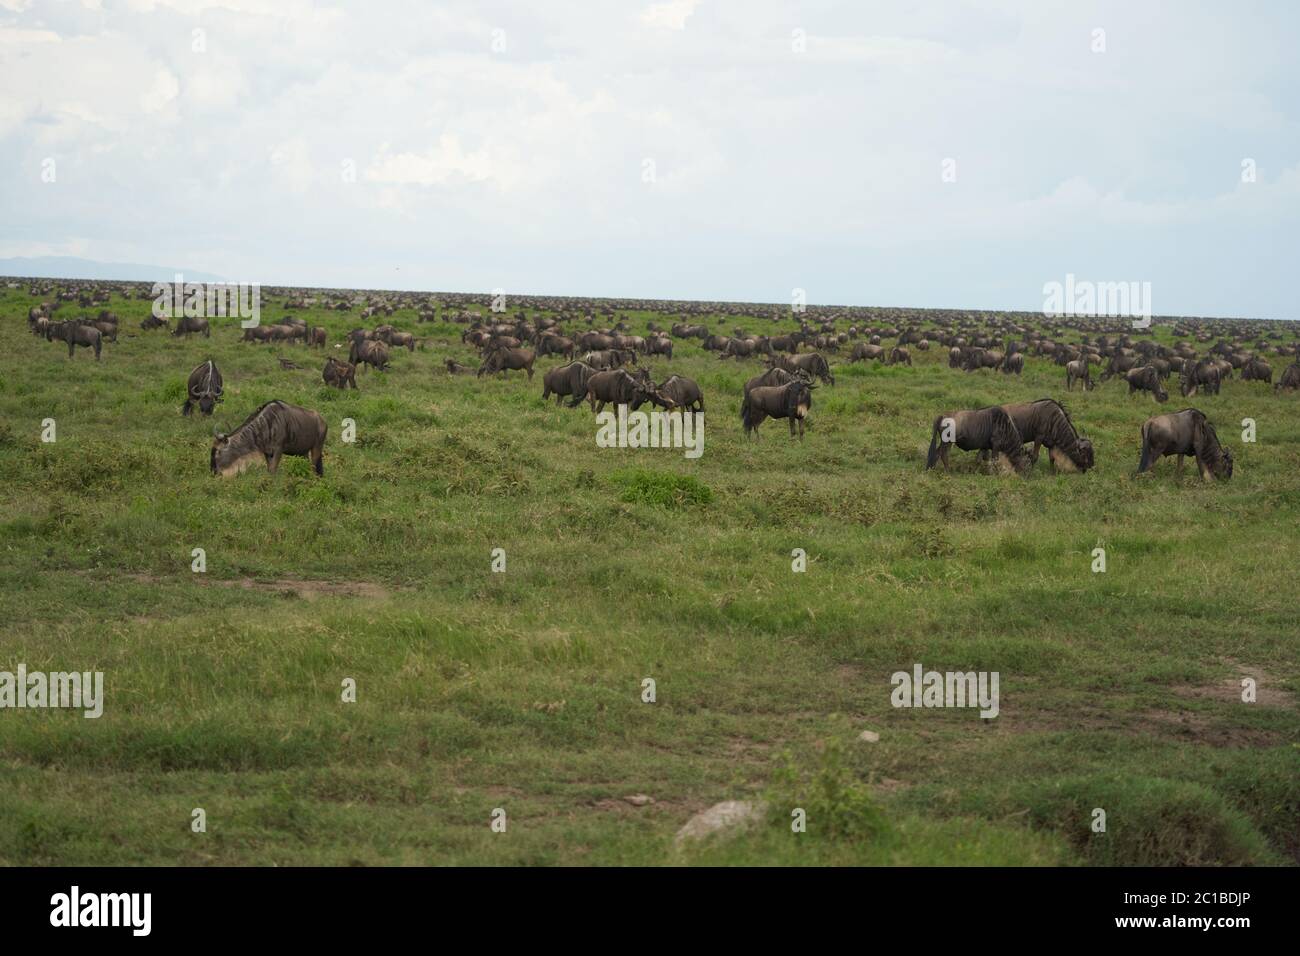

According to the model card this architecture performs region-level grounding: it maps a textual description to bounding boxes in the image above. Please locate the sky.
[1,0,1298,317]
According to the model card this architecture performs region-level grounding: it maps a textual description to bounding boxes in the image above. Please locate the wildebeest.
[541,361,595,407]
[1065,357,1094,391]
[656,374,704,413]
[172,316,211,338]
[581,348,635,370]
[140,315,170,331]
[1137,408,1233,481]
[350,339,391,371]
[1002,352,1024,375]
[769,352,834,385]
[445,359,473,374]
[999,399,1094,472]
[1275,362,1300,391]
[852,343,886,363]
[183,359,224,416]
[744,366,808,399]
[741,379,815,439]
[211,400,327,477]
[1241,357,1273,385]
[926,406,1030,475]
[1126,365,1168,402]
[47,320,102,360]
[1180,359,1222,397]
[323,357,357,390]
[584,368,666,413]
[888,346,912,367]
[307,327,327,348]
[478,347,536,379]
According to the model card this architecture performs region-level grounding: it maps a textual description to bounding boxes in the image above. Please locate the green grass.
[1,287,1297,866]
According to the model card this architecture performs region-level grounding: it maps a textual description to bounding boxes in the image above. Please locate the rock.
[674,800,763,845]
[858,729,880,743]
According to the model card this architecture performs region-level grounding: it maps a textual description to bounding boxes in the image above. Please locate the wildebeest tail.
[925,416,944,469]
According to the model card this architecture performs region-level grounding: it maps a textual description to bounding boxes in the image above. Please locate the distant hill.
[0,256,226,283]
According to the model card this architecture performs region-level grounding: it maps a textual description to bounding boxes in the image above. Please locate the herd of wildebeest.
[19,280,1300,482]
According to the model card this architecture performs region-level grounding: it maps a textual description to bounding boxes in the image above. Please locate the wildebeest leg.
[311,445,324,476]
[1176,454,1184,475]
[182,399,193,416]
[266,450,283,474]
[940,444,950,470]
[68,340,75,359]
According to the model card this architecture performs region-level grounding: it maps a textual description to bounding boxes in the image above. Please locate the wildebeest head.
[210,428,258,478]
[198,393,219,415]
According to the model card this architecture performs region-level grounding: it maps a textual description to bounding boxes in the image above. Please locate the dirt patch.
[1140,709,1281,748]
[1170,661,1295,708]
[115,571,393,601]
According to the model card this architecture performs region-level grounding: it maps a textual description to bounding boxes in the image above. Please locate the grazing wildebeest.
[48,320,102,360]
[242,325,275,343]
[852,343,887,363]
[211,400,327,477]
[172,316,211,338]
[1137,408,1233,481]
[307,327,327,347]
[999,399,1094,473]
[741,379,815,439]
[350,339,391,371]
[888,346,912,367]
[1180,359,1222,397]
[445,359,473,374]
[926,406,1030,475]
[743,366,808,400]
[541,361,595,407]
[1241,357,1273,385]
[1065,357,1094,391]
[183,359,224,416]
[584,368,666,413]
[1275,362,1300,391]
[963,348,1004,372]
[323,357,357,390]
[478,347,536,379]
[1101,352,1140,381]
[141,315,170,331]
[1002,352,1024,375]
[1126,365,1168,402]
[537,335,576,360]
[770,352,834,385]
[385,330,417,352]
[948,346,964,369]
[656,374,704,413]
[644,336,673,359]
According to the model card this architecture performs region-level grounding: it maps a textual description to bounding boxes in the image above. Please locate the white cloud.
[640,0,697,31]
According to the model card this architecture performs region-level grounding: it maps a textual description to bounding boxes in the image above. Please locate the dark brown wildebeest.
[1126,365,1168,402]
[1241,357,1273,384]
[1180,359,1222,397]
[172,316,211,338]
[580,348,633,370]
[323,357,357,390]
[769,352,834,385]
[1137,408,1232,481]
[656,374,704,413]
[644,335,673,359]
[926,406,1030,475]
[541,361,595,406]
[47,320,102,360]
[741,379,815,439]
[141,315,170,331]
[307,327,327,348]
[183,359,224,416]
[1002,352,1024,375]
[445,359,473,374]
[243,325,275,343]
[852,342,886,363]
[350,339,391,371]
[537,335,576,360]
[211,400,327,477]
[384,330,417,352]
[478,347,536,379]
[720,337,762,360]
[888,346,912,367]
[1275,362,1300,391]
[1065,357,1094,391]
[948,346,964,368]
[744,366,808,399]
[963,348,1004,372]
[1101,351,1140,381]
[584,368,666,413]
[999,399,1094,473]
